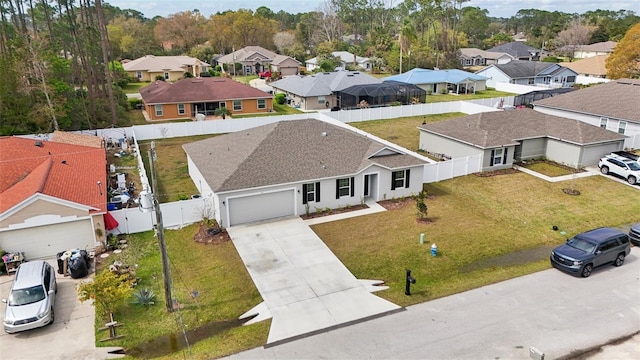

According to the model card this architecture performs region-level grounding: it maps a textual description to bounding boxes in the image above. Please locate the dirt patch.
[474,168,519,177]
[300,204,368,220]
[562,188,581,195]
[461,245,557,273]
[193,222,231,245]
[378,197,414,210]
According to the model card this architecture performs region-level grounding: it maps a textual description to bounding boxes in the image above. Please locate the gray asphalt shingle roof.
[490,60,557,79]
[534,79,640,123]
[183,119,425,192]
[270,71,381,97]
[418,109,625,149]
[486,42,541,58]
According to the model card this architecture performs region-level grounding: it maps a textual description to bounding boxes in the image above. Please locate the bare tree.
[316,0,343,43]
[273,31,296,53]
[556,19,596,61]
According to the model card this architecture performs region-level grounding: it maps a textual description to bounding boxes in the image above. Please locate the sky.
[104,0,640,19]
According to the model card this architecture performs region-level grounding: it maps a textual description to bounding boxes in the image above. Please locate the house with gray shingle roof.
[486,42,543,61]
[270,71,381,110]
[122,55,210,82]
[270,55,302,76]
[418,109,625,171]
[183,119,426,226]
[216,46,282,76]
[305,51,372,72]
[475,60,578,88]
[533,79,640,149]
[139,77,273,121]
[459,48,514,67]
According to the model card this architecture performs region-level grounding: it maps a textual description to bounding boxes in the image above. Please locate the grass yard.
[428,88,515,102]
[349,113,465,151]
[98,171,640,358]
[122,82,149,94]
[312,173,640,307]
[138,136,211,202]
[519,160,578,177]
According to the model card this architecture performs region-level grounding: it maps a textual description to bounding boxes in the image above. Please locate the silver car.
[2,260,57,333]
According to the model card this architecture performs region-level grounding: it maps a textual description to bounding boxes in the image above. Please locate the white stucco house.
[533,79,640,149]
[306,51,372,72]
[418,109,626,171]
[183,119,426,227]
[475,60,578,88]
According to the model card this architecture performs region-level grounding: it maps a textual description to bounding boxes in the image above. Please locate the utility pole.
[148,143,173,312]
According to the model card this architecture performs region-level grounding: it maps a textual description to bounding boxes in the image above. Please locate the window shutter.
[391,172,396,190]
[350,177,355,197]
[503,148,508,164]
[315,182,320,202]
[405,169,410,188]
[302,184,308,204]
[335,179,340,199]
[490,149,495,166]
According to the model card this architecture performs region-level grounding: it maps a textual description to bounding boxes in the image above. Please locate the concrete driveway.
[0,258,121,359]
[229,247,640,359]
[227,217,402,345]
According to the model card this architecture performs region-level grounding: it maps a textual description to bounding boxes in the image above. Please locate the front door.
[363,173,378,200]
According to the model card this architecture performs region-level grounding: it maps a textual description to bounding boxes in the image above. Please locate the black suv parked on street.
[550,227,631,277]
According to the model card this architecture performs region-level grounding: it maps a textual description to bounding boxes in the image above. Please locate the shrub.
[275,93,286,105]
[132,288,156,306]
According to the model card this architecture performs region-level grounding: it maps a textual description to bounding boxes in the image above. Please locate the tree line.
[1,0,638,135]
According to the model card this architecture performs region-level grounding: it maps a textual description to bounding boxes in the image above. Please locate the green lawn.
[427,88,516,102]
[101,171,640,358]
[520,161,577,177]
[122,82,149,94]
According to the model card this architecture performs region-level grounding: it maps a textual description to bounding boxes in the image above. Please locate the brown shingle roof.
[122,55,209,72]
[533,79,640,122]
[418,109,625,149]
[140,77,272,105]
[0,137,106,213]
[183,119,425,192]
[559,55,608,77]
[51,131,103,148]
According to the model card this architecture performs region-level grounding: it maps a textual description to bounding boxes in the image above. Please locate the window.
[391,169,411,190]
[618,121,627,134]
[317,96,326,104]
[528,78,535,85]
[335,177,354,198]
[490,148,508,166]
[302,182,320,204]
[155,104,163,117]
[567,75,576,83]
[136,71,142,80]
[219,102,226,108]
[177,103,185,115]
[233,100,242,111]
[257,99,266,109]
[600,118,608,129]
[164,72,169,80]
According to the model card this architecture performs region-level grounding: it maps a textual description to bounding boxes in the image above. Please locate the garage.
[581,142,625,166]
[228,190,295,226]
[0,219,95,259]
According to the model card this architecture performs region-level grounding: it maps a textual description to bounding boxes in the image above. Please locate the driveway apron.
[227,217,401,344]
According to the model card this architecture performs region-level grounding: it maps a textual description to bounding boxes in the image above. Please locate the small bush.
[132,288,156,306]
[275,93,286,105]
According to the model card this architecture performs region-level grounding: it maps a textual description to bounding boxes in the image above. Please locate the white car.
[598,154,640,185]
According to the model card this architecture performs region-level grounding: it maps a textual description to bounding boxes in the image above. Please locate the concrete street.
[229,249,640,359]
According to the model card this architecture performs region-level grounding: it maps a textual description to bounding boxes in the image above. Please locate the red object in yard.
[258,70,272,79]
[104,212,119,230]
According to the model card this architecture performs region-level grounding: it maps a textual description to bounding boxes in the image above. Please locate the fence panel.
[107,198,207,235]
[422,155,482,183]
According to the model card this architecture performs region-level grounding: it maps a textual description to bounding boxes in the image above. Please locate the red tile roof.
[0,137,106,213]
[139,77,272,104]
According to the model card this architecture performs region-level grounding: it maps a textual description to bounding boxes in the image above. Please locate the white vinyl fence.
[423,155,482,183]
[626,134,640,150]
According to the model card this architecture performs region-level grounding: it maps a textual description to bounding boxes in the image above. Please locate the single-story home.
[306,51,372,72]
[216,46,291,76]
[475,60,578,88]
[0,136,108,259]
[270,55,302,76]
[122,55,210,82]
[183,119,426,227]
[569,41,617,59]
[383,68,487,94]
[533,79,640,149]
[485,42,544,61]
[418,109,626,171]
[139,77,273,120]
[270,71,381,110]
[459,48,514,67]
[559,55,609,79]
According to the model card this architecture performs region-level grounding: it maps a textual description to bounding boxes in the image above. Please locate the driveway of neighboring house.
[227,216,402,345]
[0,258,122,359]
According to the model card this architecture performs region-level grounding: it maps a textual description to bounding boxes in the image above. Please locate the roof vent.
[61,160,67,165]
[34,141,43,147]
[321,132,327,137]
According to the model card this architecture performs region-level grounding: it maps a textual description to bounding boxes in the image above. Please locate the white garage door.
[228,190,295,226]
[582,143,623,166]
[0,220,94,260]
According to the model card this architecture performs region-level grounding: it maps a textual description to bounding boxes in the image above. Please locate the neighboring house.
[475,60,578,88]
[270,55,302,76]
[0,137,107,259]
[183,119,426,227]
[559,55,609,79]
[306,51,372,72]
[216,46,279,76]
[139,77,273,121]
[270,71,381,110]
[573,41,617,59]
[418,109,626,171]
[384,68,488,94]
[533,79,640,148]
[486,42,544,61]
[459,48,514,67]
[122,55,210,82]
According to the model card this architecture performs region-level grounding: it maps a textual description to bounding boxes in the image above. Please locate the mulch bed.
[300,204,368,220]
[378,197,414,210]
[474,168,519,177]
[193,222,231,245]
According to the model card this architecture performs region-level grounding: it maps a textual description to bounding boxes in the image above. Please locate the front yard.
[97,170,640,358]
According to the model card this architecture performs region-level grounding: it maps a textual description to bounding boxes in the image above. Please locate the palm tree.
[399,18,417,73]
[214,107,231,119]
